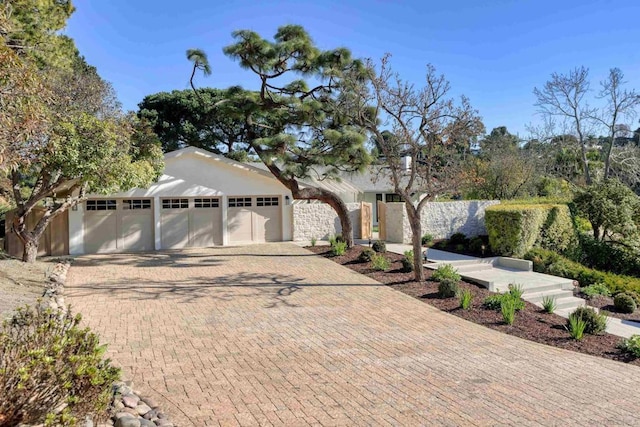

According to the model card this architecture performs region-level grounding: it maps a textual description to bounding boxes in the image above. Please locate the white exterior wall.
[292,203,362,241]
[384,200,501,244]
[68,148,293,254]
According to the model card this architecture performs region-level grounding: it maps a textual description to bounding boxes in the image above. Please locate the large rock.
[135,403,152,416]
[114,416,140,427]
[122,393,140,408]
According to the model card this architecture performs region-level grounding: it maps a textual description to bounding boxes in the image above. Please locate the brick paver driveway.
[66,243,640,426]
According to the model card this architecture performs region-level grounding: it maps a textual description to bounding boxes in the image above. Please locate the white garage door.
[160,197,222,249]
[227,196,282,244]
[83,199,154,254]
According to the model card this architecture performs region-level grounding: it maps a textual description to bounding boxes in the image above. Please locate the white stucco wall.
[383,200,501,243]
[292,203,362,241]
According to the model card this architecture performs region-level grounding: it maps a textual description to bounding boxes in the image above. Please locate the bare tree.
[534,66,596,184]
[349,55,483,280]
[592,68,640,180]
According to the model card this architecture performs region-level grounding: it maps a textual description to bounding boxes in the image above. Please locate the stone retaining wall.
[292,203,362,241]
[384,200,500,243]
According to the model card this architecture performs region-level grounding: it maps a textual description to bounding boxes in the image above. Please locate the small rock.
[115,417,141,427]
[156,412,166,419]
[114,400,125,411]
[154,420,173,427]
[119,385,133,395]
[123,407,139,416]
[141,396,158,409]
[139,419,155,427]
[135,403,152,416]
[122,393,140,408]
[143,409,158,420]
[114,412,132,420]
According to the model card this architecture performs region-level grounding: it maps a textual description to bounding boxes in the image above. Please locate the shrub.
[328,235,337,247]
[501,297,516,325]
[433,240,448,250]
[310,236,317,247]
[569,307,607,335]
[508,283,524,300]
[438,278,459,298]
[459,289,473,310]
[541,296,557,314]
[0,304,120,426]
[483,295,503,310]
[485,204,576,257]
[370,254,390,271]
[577,234,640,278]
[358,248,375,263]
[482,288,525,312]
[431,264,461,282]
[449,232,467,245]
[614,292,637,314]
[334,234,345,243]
[454,243,465,252]
[581,283,612,299]
[401,250,414,273]
[567,312,587,340]
[372,240,386,253]
[331,241,347,256]
[421,234,434,246]
[618,335,640,358]
[468,236,484,254]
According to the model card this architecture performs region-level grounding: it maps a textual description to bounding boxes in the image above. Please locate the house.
[65,147,294,255]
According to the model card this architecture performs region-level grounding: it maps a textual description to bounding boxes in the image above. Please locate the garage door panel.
[121,214,154,251]
[254,206,281,242]
[190,210,222,247]
[84,212,118,253]
[228,208,253,243]
[161,212,189,249]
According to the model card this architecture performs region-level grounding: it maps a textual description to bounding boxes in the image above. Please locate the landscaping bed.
[0,254,54,320]
[583,294,640,323]
[307,245,640,366]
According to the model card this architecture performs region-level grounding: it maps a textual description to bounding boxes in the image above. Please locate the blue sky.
[66,0,640,137]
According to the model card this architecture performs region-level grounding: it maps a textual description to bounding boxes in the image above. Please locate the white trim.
[221,195,228,245]
[153,196,161,250]
[68,203,84,255]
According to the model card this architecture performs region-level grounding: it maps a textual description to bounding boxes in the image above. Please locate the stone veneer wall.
[384,200,501,243]
[293,202,362,241]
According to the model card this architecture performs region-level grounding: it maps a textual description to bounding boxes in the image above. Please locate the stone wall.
[292,202,362,241]
[384,200,500,243]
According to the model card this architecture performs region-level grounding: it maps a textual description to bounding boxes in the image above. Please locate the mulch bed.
[307,245,640,366]
[584,294,640,323]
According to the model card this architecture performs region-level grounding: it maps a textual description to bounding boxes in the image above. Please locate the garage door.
[83,199,154,254]
[160,197,222,249]
[227,196,282,243]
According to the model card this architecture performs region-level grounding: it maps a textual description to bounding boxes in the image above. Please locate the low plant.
[459,289,473,309]
[372,240,387,253]
[454,243,465,252]
[581,283,612,299]
[469,236,484,254]
[421,234,434,246]
[449,232,467,245]
[569,307,607,335]
[508,283,524,300]
[567,312,587,340]
[541,296,557,314]
[431,264,461,282]
[328,235,337,247]
[618,334,640,358]
[613,292,637,314]
[0,304,120,426]
[438,277,459,298]
[370,253,390,271]
[310,236,317,247]
[331,241,347,256]
[358,248,375,263]
[482,288,525,312]
[401,250,414,273]
[501,296,516,325]
[433,240,448,250]
[482,294,504,310]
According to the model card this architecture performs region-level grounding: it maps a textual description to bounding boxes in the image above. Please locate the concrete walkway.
[379,242,640,339]
[65,243,640,426]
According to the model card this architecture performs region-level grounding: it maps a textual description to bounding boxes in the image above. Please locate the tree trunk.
[12,207,53,263]
[293,186,354,247]
[405,202,424,281]
[23,239,38,263]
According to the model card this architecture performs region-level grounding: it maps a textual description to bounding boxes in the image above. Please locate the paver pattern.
[66,243,640,426]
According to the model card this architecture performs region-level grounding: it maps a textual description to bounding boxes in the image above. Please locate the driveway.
[66,243,640,426]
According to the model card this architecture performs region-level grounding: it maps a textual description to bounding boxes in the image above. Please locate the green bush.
[485,204,577,257]
[454,243,465,252]
[421,234,434,246]
[433,240,448,250]
[370,254,390,271]
[331,241,347,256]
[468,236,484,254]
[501,297,516,325]
[358,248,375,263]
[459,289,473,310]
[541,296,557,314]
[524,247,640,294]
[372,240,386,253]
[310,236,317,247]
[482,295,504,310]
[0,304,120,426]
[401,250,414,273]
[618,335,640,358]
[431,264,461,282]
[567,312,586,340]
[581,283,612,299]
[334,234,345,244]
[569,307,607,335]
[614,292,637,314]
[438,278,459,298]
[449,232,467,245]
[576,234,640,278]
[482,289,525,312]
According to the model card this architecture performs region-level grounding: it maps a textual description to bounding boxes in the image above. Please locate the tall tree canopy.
[190,25,371,246]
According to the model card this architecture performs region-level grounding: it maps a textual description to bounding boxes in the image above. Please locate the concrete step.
[453,263,495,273]
[523,288,574,303]
[532,295,585,311]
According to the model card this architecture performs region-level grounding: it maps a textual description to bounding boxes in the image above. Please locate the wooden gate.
[377,200,387,240]
[360,202,372,239]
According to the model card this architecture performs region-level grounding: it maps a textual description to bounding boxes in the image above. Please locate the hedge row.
[485,204,576,257]
[524,247,640,294]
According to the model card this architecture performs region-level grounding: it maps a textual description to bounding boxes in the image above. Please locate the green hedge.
[485,204,576,257]
[524,247,640,294]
